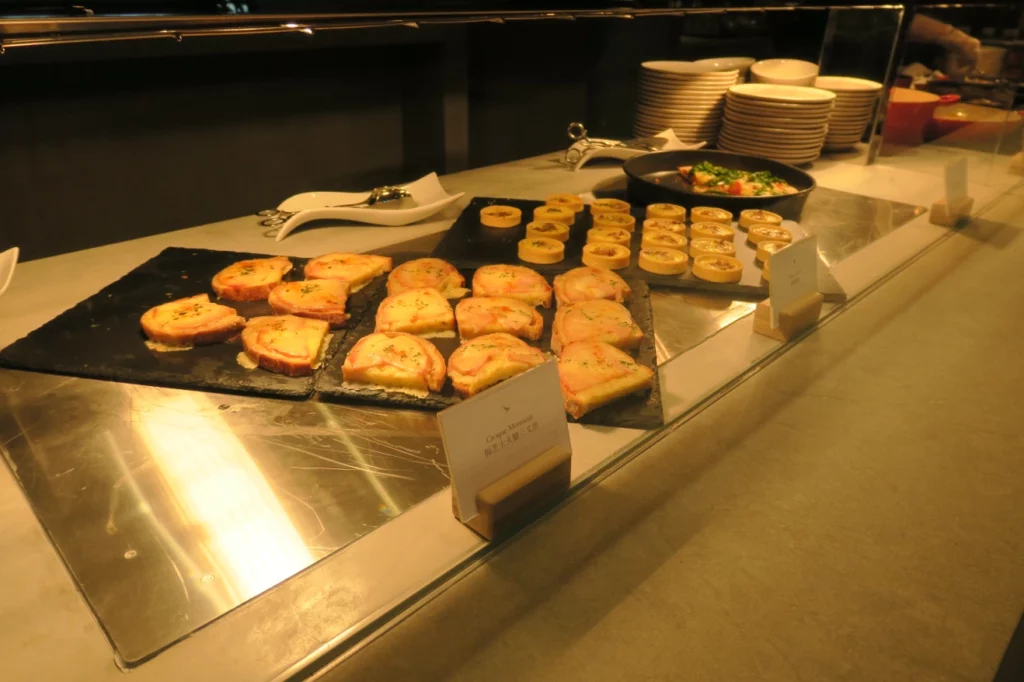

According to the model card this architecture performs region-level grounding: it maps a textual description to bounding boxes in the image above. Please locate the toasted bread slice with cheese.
[551,299,643,355]
[387,258,467,298]
[558,341,654,418]
[303,253,392,292]
[268,279,350,327]
[375,288,456,337]
[455,297,543,341]
[552,266,632,307]
[448,333,546,397]
[471,264,553,308]
[342,332,446,394]
[141,294,245,347]
[241,315,331,377]
[212,256,293,301]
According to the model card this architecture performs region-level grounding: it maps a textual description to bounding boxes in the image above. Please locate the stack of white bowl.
[814,76,884,150]
[634,61,741,145]
[749,59,820,86]
[693,57,756,84]
[719,84,836,165]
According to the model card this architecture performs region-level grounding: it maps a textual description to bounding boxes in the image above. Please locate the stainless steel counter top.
[0,147,1013,682]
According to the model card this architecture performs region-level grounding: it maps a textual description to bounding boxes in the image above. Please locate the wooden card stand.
[929,196,974,227]
[454,446,572,541]
[752,291,824,342]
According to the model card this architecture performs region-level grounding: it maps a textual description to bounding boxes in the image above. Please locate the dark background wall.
[0,10,843,261]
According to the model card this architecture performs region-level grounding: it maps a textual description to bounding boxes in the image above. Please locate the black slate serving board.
[316,272,663,430]
[430,196,773,299]
[0,247,373,399]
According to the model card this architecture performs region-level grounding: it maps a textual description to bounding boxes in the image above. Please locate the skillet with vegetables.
[678,161,798,197]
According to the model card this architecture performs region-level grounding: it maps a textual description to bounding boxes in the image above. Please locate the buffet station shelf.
[0,143,1021,682]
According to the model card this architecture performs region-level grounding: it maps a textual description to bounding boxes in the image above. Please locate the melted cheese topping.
[691,222,736,240]
[456,297,540,339]
[545,193,584,212]
[533,205,575,225]
[236,351,259,369]
[213,257,292,289]
[303,253,391,287]
[558,342,645,395]
[690,238,736,257]
[590,198,631,214]
[387,258,465,296]
[343,332,440,388]
[376,288,455,334]
[244,316,328,364]
[449,333,545,377]
[270,279,348,316]
[553,267,630,305]
[749,225,793,243]
[472,264,552,303]
[555,299,640,348]
[740,209,782,226]
[587,227,631,246]
[142,294,239,336]
[641,248,686,263]
[642,231,687,248]
[526,221,570,242]
[145,340,194,353]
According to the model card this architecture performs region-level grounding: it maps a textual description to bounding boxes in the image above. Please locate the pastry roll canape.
[455,297,544,341]
[375,288,456,337]
[342,332,446,395]
[269,279,350,327]
[471,264,552,308]
[552,266,631,307]
[141,294,245,348]
[551,299,643,355]
[303,253,392,291]
[387,258,466,297]
[240,315,331,377]
[212,256,293,301]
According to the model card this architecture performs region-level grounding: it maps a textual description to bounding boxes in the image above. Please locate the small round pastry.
[646,203,686,221]
[639,247,689,275]
[641,230,687,250]
[756,240,789,263]
[587,227,632,247]
[518,237,565,265]
[546,193,584,213]
[643,218,687,235]
[526,220,570,242]
[748,224,793,246]
[533,205,575,226]
[691,222,736,241]
[592,212,637,232]
[690,238,737,258]
[739,209,783,230]
[581,243,631,270]
[691,206,733,225]
[762,258,772,282]
[590,198,631,215]
[693,255,743,283]
[480,205,522,228]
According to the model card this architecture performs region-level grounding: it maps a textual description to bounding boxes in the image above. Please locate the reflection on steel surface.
[0,186,925,666]
[0,372,449,665]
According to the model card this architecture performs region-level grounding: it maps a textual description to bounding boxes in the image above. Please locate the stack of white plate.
[814,76,884,150]
[634,61,741,144]
[719,83,836,165]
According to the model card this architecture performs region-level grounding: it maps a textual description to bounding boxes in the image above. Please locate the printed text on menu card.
[769,235,819,327]
[437,359,571,521]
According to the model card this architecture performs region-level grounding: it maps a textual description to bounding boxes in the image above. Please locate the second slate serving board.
[0,247,375,399]
[430,196,815,298]
[316,272,663,430]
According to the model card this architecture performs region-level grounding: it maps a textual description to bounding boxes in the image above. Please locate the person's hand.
[942,29,981,66]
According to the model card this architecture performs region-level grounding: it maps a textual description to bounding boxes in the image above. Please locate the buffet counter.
[1,144,1021,681]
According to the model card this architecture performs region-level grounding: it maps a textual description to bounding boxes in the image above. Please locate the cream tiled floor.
[320,200,1024,681]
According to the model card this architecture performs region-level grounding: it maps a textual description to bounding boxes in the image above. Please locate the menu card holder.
[752,291,824,342]
[453,445,572,541]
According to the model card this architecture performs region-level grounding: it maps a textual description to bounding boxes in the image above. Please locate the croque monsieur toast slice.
[448,333,546,397]
[342,332,446,395]
[551,299,643,355]
[375,288,456,337]
[552,266,632,307]
[212,256,293,301]
[387,258,467,298]
[268,279,349,327]
[455,297,543,341]
[558,341,654,419]
[471,264,553,308]
[241,315,331,377]
[303,253,393,292]
[141,294,245,347]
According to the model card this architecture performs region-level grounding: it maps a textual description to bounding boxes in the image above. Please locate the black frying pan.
[623,149,816,220]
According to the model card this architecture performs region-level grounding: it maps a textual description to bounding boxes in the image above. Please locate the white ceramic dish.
[814,76,883,92]
[720,119,827,135]
[717,135,825,154]
[729,83,835,105]
[642,60,738,75]
[694,57,755,76]
[271,172,464,242]
[723,111,829,129]
[725,96,833,112]
[750,59,820,86]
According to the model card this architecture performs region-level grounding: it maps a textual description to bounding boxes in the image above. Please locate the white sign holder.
[753,236,824,342]
[437,360,572,540]
[930,156,973,227]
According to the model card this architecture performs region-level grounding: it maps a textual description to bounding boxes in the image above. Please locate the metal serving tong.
[256,185,412,232]
[563,121,669,164]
